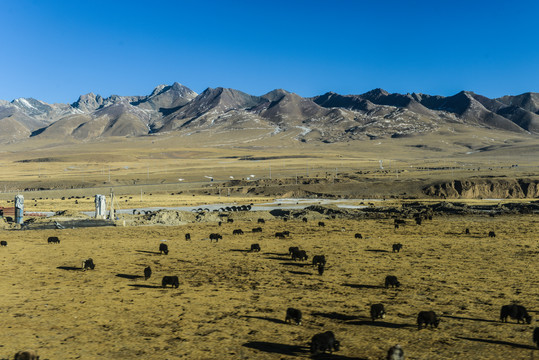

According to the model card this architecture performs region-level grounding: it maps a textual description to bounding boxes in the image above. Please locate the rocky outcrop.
[423,179,539,199]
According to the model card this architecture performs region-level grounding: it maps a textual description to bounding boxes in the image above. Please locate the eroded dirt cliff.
[423,178,539,199]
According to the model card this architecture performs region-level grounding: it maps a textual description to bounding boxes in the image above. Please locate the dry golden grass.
[0,125,537,197]
[1,214,537,359]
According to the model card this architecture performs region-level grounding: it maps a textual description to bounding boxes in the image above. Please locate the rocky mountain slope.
[0,83,537,143]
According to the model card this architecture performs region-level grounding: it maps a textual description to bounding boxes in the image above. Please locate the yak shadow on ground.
[135,250,162,255]
[342,283,383,289]
[242,341,307,356]
[280,262,310,267]
[311,354,368,360]
[128,284,162,289]
[444,232,484,239]
[264,252,289,257]
[457,336,536,350]
[442,315,499,323]
[288,270,313,275]
[311,312,359,321]
[240,315,285,325]
[115,273,144,280]
[349,320,412,329]
[266,256,293,261]
[56,266,82,271]
[365,249,390,253]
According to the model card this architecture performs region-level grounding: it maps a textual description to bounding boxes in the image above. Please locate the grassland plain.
[0,124,537,359]
[0,213,537,359]
[0,127,537,197]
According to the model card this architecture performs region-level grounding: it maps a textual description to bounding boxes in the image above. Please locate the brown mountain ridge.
[0,83,537,143]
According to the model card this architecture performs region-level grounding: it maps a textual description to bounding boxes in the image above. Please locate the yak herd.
[2,213,537,359]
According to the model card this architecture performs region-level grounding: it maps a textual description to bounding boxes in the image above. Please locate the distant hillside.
[0,83,537,143]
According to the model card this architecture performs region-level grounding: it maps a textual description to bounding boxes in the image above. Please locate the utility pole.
[110,188,114,220]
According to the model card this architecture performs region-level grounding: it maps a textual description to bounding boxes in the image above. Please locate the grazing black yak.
[392,243,403,252]
[14,350,39,360]
[312,255,326,267]
[370,303,386,322]
[500,304,532,324]
[159,243,169,255]
[162,276,179,288]
[209,233,222,242]
[285,307,302,325]
[288,246,299,256]
[47,236,60,244]
[417,311,440,330]
[144,266,152,280]
[385,275,400,288]
[82,258,95,270]
[250,243,261,252]
[310,331,340,354]
[292,249,308,261]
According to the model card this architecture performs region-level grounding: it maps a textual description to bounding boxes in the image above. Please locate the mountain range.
[1,83,538,143]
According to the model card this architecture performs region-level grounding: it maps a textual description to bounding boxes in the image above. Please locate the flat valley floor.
[0,213,537,359]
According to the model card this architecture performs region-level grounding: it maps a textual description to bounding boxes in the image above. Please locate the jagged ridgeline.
[1,83,538,143]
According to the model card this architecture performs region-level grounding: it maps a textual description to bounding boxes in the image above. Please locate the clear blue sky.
[1,0,538,103]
